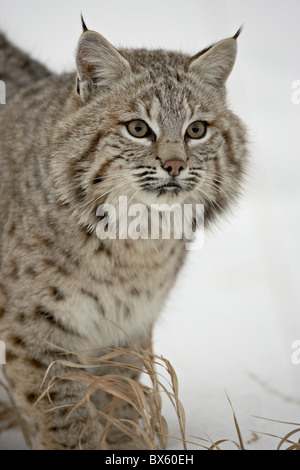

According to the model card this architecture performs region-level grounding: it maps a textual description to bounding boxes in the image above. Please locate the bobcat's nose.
[163,160,187,176]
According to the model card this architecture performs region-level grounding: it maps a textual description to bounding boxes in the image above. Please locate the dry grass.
[37,343,187,450]
[0,376,33,448]
[0,343,299,450]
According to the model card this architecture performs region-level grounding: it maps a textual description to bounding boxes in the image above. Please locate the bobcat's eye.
[127,120,150,138]
[185,121,207,139]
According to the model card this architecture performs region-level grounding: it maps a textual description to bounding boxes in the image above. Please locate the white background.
[0,0,299,450]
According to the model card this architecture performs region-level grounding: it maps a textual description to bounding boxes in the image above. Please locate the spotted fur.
[0,24,248,449]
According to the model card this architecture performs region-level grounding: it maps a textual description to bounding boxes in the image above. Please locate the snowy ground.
[0,0,299,450]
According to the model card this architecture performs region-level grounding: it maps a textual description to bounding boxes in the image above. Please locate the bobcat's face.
[51,29,248,231]
[87,69,238,208]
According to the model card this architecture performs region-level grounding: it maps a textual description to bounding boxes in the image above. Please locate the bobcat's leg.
[4,340,104,450]
[91,337,153,450]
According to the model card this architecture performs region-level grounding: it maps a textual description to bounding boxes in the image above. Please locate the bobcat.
[0,19,248,449]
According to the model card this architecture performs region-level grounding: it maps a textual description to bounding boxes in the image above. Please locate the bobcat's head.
[51,20,248,234]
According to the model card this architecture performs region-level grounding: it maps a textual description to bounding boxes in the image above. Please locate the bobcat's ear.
[76,28,131,101]
[188,29,241,87]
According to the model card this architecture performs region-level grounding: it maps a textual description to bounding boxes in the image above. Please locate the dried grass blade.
[225,391,245,450]
[0,378,33,449]
[208,438,243,450]
[277,428,300,450]
[253,415,300,426]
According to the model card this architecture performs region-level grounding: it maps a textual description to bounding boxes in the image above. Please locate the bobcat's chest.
[58,238,185,349]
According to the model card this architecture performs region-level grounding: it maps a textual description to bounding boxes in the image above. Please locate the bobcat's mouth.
[164,182,180,188]
[154,181,183,196]
[137,174,186,198]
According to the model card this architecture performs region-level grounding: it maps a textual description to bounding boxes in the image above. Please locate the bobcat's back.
[0,32,50,102]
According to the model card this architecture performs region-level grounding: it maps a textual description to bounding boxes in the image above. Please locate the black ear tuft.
[81,14,89,33]
[233,25,244,40]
